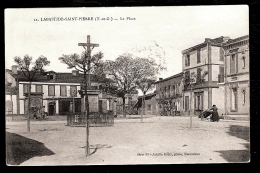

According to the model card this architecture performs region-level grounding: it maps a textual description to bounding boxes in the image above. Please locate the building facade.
[222,35,249,118]
[181,36,229,116]
[133,92,157,115]
[5,66,116,116]
[155,73,183,116]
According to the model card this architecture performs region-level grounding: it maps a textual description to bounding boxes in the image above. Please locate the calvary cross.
[78,35,99,89]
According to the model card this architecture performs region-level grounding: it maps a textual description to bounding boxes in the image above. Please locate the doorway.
[99,100,103,113]
[48,104,55,116]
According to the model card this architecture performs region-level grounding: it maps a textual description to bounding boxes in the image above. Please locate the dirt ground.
[5,115,250,165]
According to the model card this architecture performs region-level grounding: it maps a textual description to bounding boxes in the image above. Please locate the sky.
[5,6,249,80]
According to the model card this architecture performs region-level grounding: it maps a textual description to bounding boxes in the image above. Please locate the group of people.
[32,106,47,119]
[210,105,219,122]
[200,104,220,122]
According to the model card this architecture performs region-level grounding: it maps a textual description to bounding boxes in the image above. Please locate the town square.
[5,6,250,165]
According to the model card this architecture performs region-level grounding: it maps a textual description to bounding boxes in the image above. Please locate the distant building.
[155,73,183,116]
[134,92,157,115]
[181,36,229,116]
[5,66,115,115]
[116,90,139,115]
[222,35,249,119]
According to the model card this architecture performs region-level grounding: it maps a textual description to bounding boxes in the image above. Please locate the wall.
[20,100,24,114]
[43,85,48,97]
[55,85,60,97]
[225,82,250,115]
[5,72,16,87]
[211,65,220,82]
[144,97,157,115]
[31,84,35,92]
[89,95,98,112]
[211,46,223,64]
[43,100,48,113]
[225,45,249,76]
[19,84,24,98]
[5,95,17,114]
[212,87,225,116]
[200,46,208,64]
[203,89,209,110]
[224,39,249,116]
[182,45,208,71]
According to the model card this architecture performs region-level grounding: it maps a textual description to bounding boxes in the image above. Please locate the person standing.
[41,106,45,119]
[210,105,219,122]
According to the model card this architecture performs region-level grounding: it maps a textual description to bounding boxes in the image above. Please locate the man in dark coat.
[210,105,219,122]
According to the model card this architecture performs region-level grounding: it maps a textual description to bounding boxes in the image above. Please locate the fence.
[67,111,114,127]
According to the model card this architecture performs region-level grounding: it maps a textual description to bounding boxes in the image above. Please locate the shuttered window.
[36,85,42,93]
[60,85,67,96]
[48,85,55,96]
[230,54,238,74]
[185,96,189,111]
[70,86,77,97]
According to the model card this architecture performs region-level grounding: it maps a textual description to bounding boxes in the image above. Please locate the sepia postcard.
[5,6,250,166]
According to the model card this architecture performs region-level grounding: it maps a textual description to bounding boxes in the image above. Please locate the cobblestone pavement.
[6,115,250,165]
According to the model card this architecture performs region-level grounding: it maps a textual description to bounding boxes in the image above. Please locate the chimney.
[223,37,230,43]
[204,38,211,43]
[159,78,163,81]
[72,70,79,76]
[12,65,18,74]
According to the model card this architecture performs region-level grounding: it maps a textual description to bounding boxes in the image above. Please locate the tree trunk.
[141,94,145,122]
[27,82,31,132]
[123,96,126,118]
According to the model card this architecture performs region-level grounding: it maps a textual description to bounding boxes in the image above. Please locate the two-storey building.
[181,36,229,116]
[155,73,183,116]
[5,65,115,116]
[222,35,249,119]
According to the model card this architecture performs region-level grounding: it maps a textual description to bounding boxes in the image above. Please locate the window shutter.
[200,95,203,110]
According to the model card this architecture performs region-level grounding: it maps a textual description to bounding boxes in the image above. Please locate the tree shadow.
[227,125,250,142]
[6,132,55,165]
[89,144,112,155]
[216,143,250,163]
[215,125,250,163]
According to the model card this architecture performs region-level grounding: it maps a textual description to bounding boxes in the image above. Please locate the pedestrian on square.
[210,104,219,122]
[41,106,45,119]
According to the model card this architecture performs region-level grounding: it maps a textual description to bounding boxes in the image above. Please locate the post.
[78,35,99,157]
[27,82,32,132]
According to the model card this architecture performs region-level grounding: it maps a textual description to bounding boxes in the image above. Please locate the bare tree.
[95,54,139,118]
[59,51,103,156]
[182,70,208,128]
[14,55,50,132]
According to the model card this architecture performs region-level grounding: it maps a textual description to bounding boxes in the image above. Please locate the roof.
[182,36,228,54]
[222,35,249,46]
[7,70,110,84]
[154,72,183,84]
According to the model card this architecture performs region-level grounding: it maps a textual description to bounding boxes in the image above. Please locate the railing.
[67,111,114,127]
